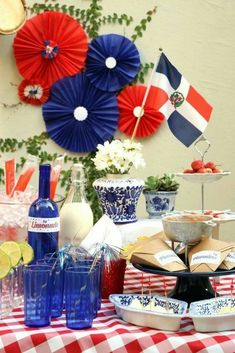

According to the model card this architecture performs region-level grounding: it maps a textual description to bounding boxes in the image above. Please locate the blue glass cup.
[65,267,96,329]
[63,253,103,314]
[69,260,102,318]
[23,265,52,327]
[37,258,64,318]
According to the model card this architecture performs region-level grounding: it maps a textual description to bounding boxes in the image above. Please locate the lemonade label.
[224,251,235,263]
[191,250,221,265]
[28,217,60,232]
[154,250,183,265]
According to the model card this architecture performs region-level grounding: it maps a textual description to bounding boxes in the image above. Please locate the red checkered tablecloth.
[1,265,235,353]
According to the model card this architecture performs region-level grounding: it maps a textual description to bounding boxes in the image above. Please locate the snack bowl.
[109,294,187,331]
[189,296,235,332]
[162,213,216,244]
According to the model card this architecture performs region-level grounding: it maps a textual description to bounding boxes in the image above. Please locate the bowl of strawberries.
[176,160,230,183]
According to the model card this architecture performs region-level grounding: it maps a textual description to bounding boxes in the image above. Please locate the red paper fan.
[13,11,88,87]
[117,85,166,138]
[18,79,50,105]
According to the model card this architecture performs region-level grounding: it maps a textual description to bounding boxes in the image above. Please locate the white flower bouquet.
[92,139,145,175]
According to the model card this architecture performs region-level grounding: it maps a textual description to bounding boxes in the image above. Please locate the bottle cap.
[39,164,51,179]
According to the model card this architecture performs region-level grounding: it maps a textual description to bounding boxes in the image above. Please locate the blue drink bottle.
[28,164,60,262]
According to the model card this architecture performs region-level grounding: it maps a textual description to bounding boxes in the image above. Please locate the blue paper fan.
[42,73,119,152]
[86,34,141,92]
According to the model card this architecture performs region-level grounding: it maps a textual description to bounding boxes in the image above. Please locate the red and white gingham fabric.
[1,265,235,353]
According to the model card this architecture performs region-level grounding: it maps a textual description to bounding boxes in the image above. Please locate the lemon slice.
[17,241,34,265]
[0,248,11,279]
[0,241,22,267]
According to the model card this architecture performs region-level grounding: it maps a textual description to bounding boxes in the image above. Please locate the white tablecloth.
[117,218,163,246]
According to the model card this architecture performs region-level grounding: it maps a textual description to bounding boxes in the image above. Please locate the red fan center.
[42,40,59,60]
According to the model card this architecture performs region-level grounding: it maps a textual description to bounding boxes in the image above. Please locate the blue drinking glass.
[65,267,96,329]
[70,261,101,318]
[37,258,64,318]
[23,265,52,327]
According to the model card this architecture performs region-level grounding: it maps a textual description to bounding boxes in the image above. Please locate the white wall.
[0,0,235,241]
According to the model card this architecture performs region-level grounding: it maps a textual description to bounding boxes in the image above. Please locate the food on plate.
[183,160,223,174]
[185,210,233,219]
[217,306,235,314]
[191,160,205,171]
[163,214,210,222]
[130,298,174,313]
[204,210,226,218]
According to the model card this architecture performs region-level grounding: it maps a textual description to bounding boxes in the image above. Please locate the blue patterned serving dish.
[189,296,235,332]
[109,294,187,331]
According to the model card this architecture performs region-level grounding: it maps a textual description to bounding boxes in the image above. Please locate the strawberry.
[183,169,195,173]
[212,167,222,173]
[197,167,207,173]
[205,161,216,169]
[205,168,213,173]
[191,160,205,171]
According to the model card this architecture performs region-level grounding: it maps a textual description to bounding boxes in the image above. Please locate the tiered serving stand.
[134,136,235,304]
[133,264,235,304]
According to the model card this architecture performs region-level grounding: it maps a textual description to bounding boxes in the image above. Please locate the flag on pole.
[151,53,213,147]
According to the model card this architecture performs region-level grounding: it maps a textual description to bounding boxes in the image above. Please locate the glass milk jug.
[59,163,93,246]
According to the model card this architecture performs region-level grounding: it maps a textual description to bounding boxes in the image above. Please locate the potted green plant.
[143,174,180,218]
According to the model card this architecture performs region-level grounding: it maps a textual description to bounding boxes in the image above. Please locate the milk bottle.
[60,163,93,246]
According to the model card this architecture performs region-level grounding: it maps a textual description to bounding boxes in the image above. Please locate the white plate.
[109,294,188,331]
[189,296,235,332]
[183,210,235,223]
[175,171,231,184]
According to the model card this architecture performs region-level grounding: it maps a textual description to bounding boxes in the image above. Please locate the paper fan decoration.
[117,85,165,138]
[18,79,50,105]
[13,11,88,87]
[42,73,119,153]
[86,34,140,92]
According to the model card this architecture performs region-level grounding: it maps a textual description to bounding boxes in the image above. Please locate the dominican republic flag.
[150,53,213,147]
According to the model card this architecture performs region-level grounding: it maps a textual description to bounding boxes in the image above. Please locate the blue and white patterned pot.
[93,175,144,224]
[143,190,177,218]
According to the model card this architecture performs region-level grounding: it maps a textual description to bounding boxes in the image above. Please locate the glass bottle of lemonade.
[28,164,60,262]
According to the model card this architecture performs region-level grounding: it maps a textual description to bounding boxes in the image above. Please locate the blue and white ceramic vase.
[143,190,177,218]
[93,174,144,224]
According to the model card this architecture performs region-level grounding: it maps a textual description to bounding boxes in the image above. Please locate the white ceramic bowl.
[175,171,230,184]
[162,213,216,243]
[189,296,235,332]
[109,294,188,331]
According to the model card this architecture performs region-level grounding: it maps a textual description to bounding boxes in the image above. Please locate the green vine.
[1,0,157,222]
[131,7,157,42]
[132,62,155,84]
[29,0,156,40]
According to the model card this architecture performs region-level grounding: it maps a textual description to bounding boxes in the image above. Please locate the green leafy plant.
[144,174,180,192]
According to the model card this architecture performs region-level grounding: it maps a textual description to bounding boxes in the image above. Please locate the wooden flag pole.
[131,48,163,141]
